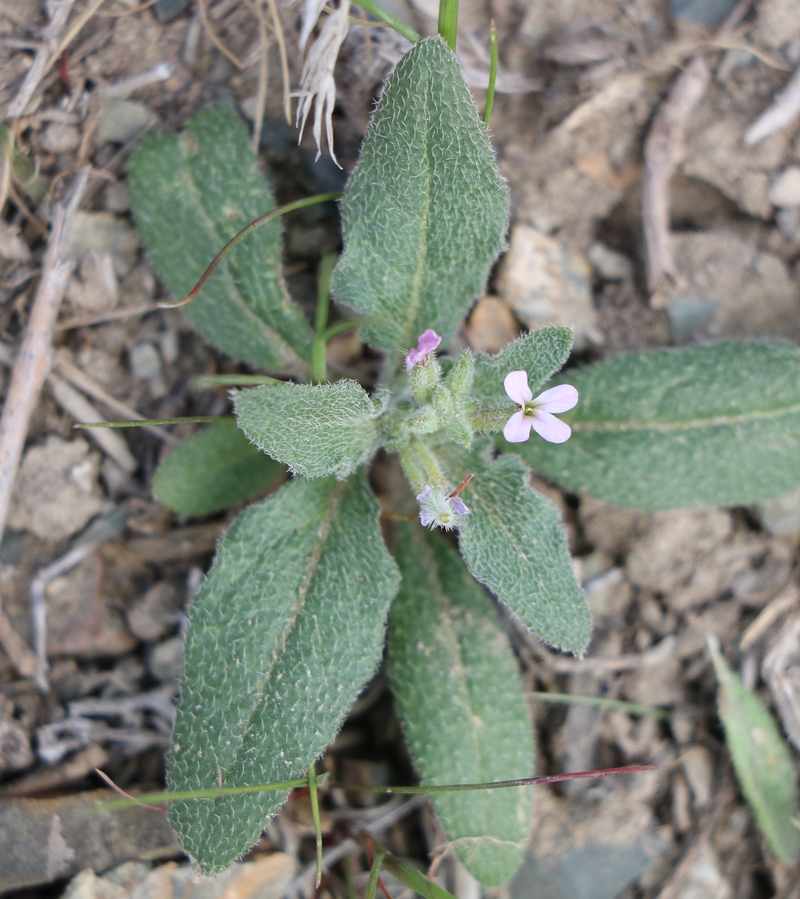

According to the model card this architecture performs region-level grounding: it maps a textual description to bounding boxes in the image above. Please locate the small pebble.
[587,242,633,281]
[670,0,740,25]
[129,343,162,381]
[40,123,81,154]
[0,222,31,262]
[768,167,800,208]
[148,636,184,683]
[465,296,519,354]
[97,100,153,144]
[497,225,600,350]
[104,183,130,213]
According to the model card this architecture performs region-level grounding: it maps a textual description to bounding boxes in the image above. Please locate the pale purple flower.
[417,485,470,531]
[503,371,578,444]
[406,329,442,373]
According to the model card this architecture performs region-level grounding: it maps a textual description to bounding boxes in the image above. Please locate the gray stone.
[97,101,154,145]
[66,212,140,279]
[0,221,31,262]
[0,791,179,892]
[587,242,633,281]
[509,790,663,899]
[665,228,800,341]
[129,343,161,382]
[41,123,81,155]
[497,225,600,350]
[768,167,800,208]
[7,437,105,541]
[67,251,119,312]
[148,637,184,683]
[755,485,800,539]
[154,0,189,21]
[670,0,740,26]
[665,295,718,343]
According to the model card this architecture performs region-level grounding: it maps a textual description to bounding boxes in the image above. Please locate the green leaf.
[168,472,400,871]
[472,327,574,401]
[234,380,385,479]
[512,340,800,510]
[708,637,800,864]
[128,104,312,370]
[388,524,533,885]
[330,37,508,353]
[378,846,460,899]
[441,443,590,653]
[152,422,284,516]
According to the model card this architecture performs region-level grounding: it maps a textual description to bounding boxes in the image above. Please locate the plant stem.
[352,0,420,43]
[192,374,282,388]
[99,765,659,810]
[437,0,458,51]
[77,416,235,429]
[307,763,324,887]
[483,21,497,126]
[365,854,386,899]
[311,252,337,383]
[530,691,671,719]
[163,193,340,310]
[324,319,363,341]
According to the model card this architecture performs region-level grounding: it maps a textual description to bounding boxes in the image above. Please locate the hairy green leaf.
[472,327,574,401]
[234,380,385,479]
[331,37,508,353]
[709,637,800,864]
[128,104,312,370]
[152,423,284,516]
[169,473,400,871]
[513,341,800,510]
[440,443,590,653]
[388,524,533,885]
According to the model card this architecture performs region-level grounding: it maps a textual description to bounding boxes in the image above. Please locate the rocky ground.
[1,1,799,898]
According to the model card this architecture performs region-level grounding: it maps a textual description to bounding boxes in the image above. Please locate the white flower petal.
[532,410,572,443]
[503,409,533,443]
[534,384,578,414]
[504,370,532,406]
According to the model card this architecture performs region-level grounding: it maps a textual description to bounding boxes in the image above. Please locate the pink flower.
[503,371,578,444]
[406,329,442,373]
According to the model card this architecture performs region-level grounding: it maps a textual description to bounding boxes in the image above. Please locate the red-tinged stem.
[448,473,474,499]
[329,765,662,793]
[161,193,340,309]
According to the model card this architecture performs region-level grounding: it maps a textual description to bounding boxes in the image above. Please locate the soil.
[1,1,800,899]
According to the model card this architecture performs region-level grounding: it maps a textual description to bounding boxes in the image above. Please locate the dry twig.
[0,170,89,546]
[642,57,711,299]
[6,0,77,118]
[0,600,38,680]
[744,63,800,146]
[641,0,755,302]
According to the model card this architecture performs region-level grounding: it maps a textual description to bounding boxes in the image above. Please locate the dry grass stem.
[267,0,293,124]
[198,0,245,69]
[0,170,88,546]
[47,372,138,473]
[43,0,111,79]
[54,354,179,445]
